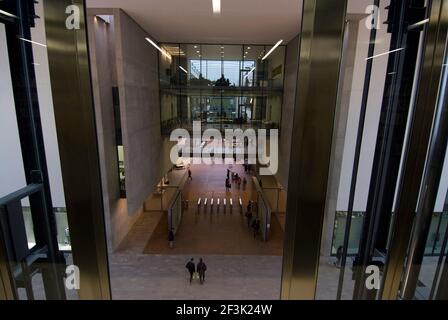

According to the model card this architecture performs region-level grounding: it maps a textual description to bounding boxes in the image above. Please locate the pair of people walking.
[185,258,207,284]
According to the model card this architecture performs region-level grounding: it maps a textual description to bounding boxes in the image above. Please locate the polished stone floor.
[109,163,284,299]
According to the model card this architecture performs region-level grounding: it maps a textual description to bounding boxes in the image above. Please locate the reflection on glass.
[315,0,431,300]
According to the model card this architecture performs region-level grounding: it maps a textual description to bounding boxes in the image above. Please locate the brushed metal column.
[43,0,111,299]
[281,0,347,300]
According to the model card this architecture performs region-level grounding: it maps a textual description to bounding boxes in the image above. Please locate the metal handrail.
[0,184,42,207]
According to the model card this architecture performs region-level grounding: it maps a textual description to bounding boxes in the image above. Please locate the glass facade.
[159,43,285,134]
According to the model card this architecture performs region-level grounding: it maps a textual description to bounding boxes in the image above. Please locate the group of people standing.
[225,168,247,191]
[185,258,207,284]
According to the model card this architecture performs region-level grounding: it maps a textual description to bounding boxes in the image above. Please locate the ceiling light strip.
[0,9,18,19]
[408,18,429,31]
[18,37,47,47]
[366,47,404,60]
[145,37,172,60]
[244,67,256,79]
[262,40,283,60]
[179,66,188,74]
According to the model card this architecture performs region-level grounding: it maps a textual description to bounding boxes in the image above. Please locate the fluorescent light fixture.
[179,66,188,74]
[0,9,18,19]
[212,0,221,14]
[244,67,256,79]
[408,18,429,30]
[145,37,171,59]
[250,98,253,103]
[262,40,283,60]
[366,48,404,60]
[18,37,47,47]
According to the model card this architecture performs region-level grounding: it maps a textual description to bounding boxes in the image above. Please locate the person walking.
[188,168,192,180]
[245,206,253,228]
[197,258,207,284]
[252,218,260,238]
[168,229,175,248]
[335,246,343,268]
[225,178,231,191]
[247,200,252,214]
[186,258,196,284]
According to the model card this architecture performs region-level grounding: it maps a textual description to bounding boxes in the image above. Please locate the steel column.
[43,0,111,299]
[281,0,347,300]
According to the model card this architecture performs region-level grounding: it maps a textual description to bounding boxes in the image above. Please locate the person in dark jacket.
[196,258,207,284]
[185,258,196,284]
[335,246,343,268]
[168,229,175,248]
[245,201,253,228]
[251,218,260,238]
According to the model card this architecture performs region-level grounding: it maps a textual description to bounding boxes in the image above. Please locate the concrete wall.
[88,10,120,250]
[88,9,162,250]
[114,9,163,215]
[276,35,300,190]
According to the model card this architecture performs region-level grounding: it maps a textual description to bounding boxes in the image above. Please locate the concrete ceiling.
[86,0,302,44]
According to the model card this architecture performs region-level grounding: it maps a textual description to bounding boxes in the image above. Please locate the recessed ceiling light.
[247,47,251,50]
[245,52,248,54]
[212,0,221,14]
[196,50,200,53]
[194,45,198,48]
